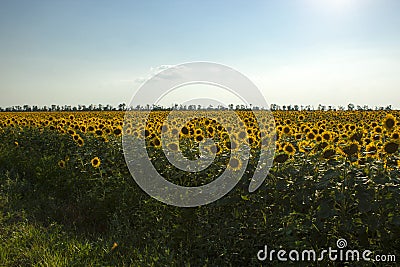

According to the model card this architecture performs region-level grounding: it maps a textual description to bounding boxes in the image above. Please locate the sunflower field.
[0,110,399,266]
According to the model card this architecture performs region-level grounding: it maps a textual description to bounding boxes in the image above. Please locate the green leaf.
[240,195,250,201]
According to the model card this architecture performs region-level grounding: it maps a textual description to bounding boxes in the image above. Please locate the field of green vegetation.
[0,110,399,266]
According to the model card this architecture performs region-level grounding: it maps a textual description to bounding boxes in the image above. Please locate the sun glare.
[306,0,358,15]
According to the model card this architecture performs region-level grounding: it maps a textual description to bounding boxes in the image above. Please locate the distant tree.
[347,103,355,111]
[118,103,126,110]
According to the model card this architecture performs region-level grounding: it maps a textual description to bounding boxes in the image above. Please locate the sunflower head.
[341,141,360,157]
[274,152,289,164]
[322,146,336,159]
[365,143,378,158]
[391,131,400,141]
[91,157,101,168]
[315,134,323,143]
[282,125,292,135]
[113,127,122,136]
[58,160,66,168]
[321,131,332,142]
[195,134,204,142]
[298,140,315,153]
[76,137,84,147]
[383,114,396,131]
[283,142,296,156]
[167,142,179,152]
[306,132,315,140]
[228,157,243,171]
[383,141,399,154]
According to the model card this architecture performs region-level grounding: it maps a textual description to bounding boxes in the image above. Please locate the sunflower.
[383,114,396,131]
[295,133,303,140]
[391,131,400,141]
[248,135,256,146]
[374,126,383,134]
[68,129,75,135]
[238,130,247,140]
[195,134,204,142]
[282,125,292,135]
[161,124,168,133]
[206,126,215,137]
[113,127,122,136]
[228,157,243,171]
[152,137,162,148]
[274,152,289,164]
[349,130,363,143]
[383,141,399,154]
[223,139,234,150]
[171,128,179,135]
[365,143,378,158]
[340,141,360,157]
[167,142,179,151]
[315,134,323,143]
[321,131,332,142]
[306,132,315,140]
[91,157,101,168]
[125,128,132,135]
[283,142,296,156]
[209,144,222,155]
[72,134,80,141]
[58,160,66,168]
[76,137,84,147]
[322,146,336,159]
[95,129,103,136]
[298,140,315,153]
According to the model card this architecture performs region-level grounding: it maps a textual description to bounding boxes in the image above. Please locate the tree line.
[0,103,393,112]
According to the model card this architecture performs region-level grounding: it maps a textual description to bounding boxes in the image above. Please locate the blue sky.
[0,0,399,109]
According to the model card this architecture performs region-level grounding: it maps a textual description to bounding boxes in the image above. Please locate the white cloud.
[134,64,175,84]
